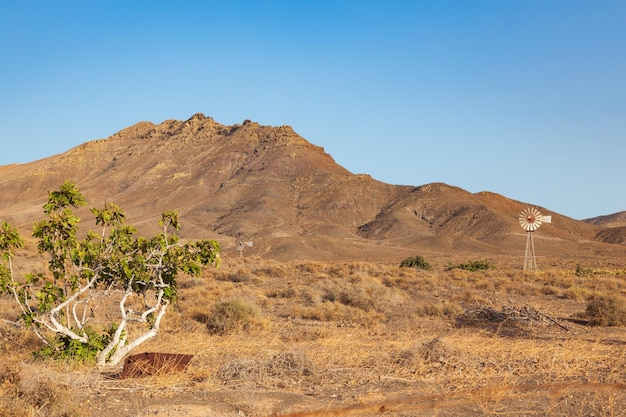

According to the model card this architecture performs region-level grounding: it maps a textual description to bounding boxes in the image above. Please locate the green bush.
[575,264,594,277]
[585,295,626,326]
[446,259,495,272]
[399,255,432,270]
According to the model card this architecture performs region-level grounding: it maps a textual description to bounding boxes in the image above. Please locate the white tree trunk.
[98,302,169,368]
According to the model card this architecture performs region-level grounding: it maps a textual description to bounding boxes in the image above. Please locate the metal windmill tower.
[235,240,253,258]
[518,207,551,271]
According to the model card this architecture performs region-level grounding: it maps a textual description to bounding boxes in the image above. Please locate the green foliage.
[446,259,495,272]
[0,181,221,366]
[399,255,432,270]
[585,295,626,326]
[42,180,86,214]
[0,222,24,293]
[0,222,24,255]
[575,264,594,277]
[36,325,115,363]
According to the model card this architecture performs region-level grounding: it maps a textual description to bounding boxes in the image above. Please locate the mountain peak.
[186,112,209,122]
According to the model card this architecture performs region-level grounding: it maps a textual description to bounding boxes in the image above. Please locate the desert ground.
[2,251,626,417]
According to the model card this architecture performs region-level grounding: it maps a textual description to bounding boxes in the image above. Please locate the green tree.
[0,181,220,367]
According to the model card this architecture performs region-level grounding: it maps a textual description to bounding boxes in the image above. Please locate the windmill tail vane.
[518,207,551,272]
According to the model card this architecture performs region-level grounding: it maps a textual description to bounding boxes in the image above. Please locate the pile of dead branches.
[458,304,569,331]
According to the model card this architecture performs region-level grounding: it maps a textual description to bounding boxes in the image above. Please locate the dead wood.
[458,304,569,331]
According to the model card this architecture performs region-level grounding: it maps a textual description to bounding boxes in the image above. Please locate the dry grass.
[2,255,626,415]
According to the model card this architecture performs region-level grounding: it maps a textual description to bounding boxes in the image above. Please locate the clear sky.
[1,1,624,220]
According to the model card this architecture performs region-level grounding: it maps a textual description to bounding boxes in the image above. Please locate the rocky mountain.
[585,211,626,228]
[584,212,626,245]
[1,113,624,262]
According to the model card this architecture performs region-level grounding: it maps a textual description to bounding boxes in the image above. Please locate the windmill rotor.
[519,207,544,232]
[236,240,253,251]
[235,240,253,258]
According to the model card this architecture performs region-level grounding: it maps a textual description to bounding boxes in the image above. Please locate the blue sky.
[1,1,624,220]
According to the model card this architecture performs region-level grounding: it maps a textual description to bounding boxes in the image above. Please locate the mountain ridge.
[585,211,626,228]
[1,114,624,262]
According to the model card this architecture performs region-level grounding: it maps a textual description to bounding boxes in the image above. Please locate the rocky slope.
[585,211,626,228]
[0,113,623,261]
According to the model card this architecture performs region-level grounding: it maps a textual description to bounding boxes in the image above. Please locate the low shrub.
[540,285,560,297]
[202,298,267,335]
[320,277,400,314]
[446,259,495,272]
[399,255,432,270]
[253,262,288,278]
[565,286,594,301]
[266,286,297,298]
[0,361,73,417]
[575,264,594,277]
[417,300,464,319]
[292,301,385,326]
[585,295,626,326]
[214,267,252,283]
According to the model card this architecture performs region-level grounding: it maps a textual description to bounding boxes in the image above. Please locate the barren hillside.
[585,211,626,227]
[583,212,626,245]
[0,113,624,262]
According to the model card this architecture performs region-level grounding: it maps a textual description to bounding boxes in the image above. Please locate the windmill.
[518,207,551,271]
[235,240,253,258]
